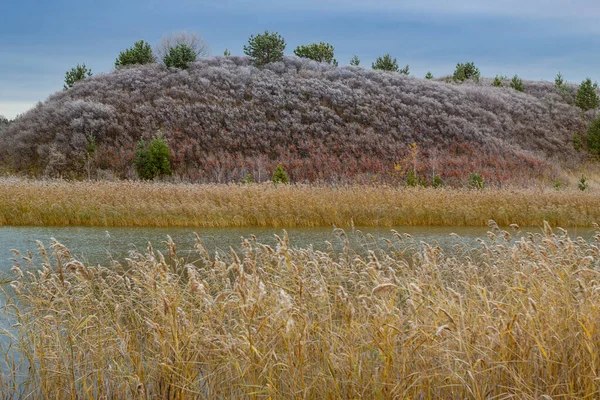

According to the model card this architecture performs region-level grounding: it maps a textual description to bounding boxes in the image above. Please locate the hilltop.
[0,56,592,184]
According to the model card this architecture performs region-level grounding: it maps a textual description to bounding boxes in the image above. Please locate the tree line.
[65,30,599,111]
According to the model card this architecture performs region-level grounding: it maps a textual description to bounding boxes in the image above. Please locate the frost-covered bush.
[0,56,589,183]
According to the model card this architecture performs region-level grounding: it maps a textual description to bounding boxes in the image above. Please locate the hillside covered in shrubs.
[0,56,593,185]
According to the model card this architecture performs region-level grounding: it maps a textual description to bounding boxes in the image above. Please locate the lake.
[1,225,597,275]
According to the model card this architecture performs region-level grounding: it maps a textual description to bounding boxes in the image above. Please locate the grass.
[2,178,600,228]
[3,223,600,398]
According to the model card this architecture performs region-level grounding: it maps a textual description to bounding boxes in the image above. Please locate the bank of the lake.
[1,179,600,228]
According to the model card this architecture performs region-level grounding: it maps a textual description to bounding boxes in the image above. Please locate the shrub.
[432,173,442,188]
[350,55,360,66]
[579,175,589,191]
[453,62,480,82]
[425,72,433,80]
[272,164,289,184]
[468,172,484,190]
[294,42,337,65]
[241,173,254,184]
[156,31,209,62]
[244,31,286,67]
[115,40,156,68]
[64,64,92,89]
[510,75,524,92]
[163,44,196,69]
[586,115,600,155]
[372,54,408,74]
[575,78,599,111]
[405,169,419,187]
[553,179,562,190]
[134,134,172,180]
[492,76,503,87]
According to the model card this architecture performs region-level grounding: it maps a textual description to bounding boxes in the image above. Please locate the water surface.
[1,225,597,275]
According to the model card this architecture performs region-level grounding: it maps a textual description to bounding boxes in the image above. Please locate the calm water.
[0,225,597,275]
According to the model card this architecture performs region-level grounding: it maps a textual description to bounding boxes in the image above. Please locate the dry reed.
[1,178,600,228]
[2,223,600,398]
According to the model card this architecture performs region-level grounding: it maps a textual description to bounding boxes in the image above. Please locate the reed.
[1,178,600,228]
[3,224,600,398]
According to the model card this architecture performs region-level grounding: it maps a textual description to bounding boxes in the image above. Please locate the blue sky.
[1,0,599,119]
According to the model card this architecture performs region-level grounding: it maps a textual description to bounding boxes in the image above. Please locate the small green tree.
[64,64,92,89]
[468,172,484,190]
[576,78,599,111]
[294,42,337,65]
[453,62,480,82]
[243,30,286,67]
[223,48,231,56]
[115,40,156,68]
[586,115,600,155]
[579,175,589,191]
[272,164,289,184]
[163,44,197,69]
[134,134,172,180]
[555,72,565,88]
[372,54,408,74]
[492,76,504,87]
[425,71,434,79]
[510,75,524,92]
[350,55,360,66]
[432,173,442,188]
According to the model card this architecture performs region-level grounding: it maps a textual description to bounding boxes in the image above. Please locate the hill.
[0,57,592,184]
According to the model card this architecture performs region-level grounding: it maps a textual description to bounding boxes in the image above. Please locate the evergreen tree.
[372,54,408,74]
[115,40,156,68]
[576,78,599,111]
[586,114,600,156]
[425,71,433,79]
[492,76,504,87]
[510,75,524,92]
[453,62,480,82]
[64,64,92,89]
[243,31,286,67]
[350,55,360,66]
[134,134,172,180]
[555,72,565,88]
[294,42,337,65]
[163,44,197,69]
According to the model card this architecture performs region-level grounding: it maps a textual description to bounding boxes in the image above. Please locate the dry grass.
[1,178,600,228]
[3,222,600,398]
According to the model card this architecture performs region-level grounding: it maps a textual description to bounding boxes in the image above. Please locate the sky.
[1,0,599,119]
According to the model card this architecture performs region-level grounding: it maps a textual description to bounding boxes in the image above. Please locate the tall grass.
[1,179,600,227]
[2,223,600,398]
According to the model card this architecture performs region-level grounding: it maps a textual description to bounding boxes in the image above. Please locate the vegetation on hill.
[0,56,595,184]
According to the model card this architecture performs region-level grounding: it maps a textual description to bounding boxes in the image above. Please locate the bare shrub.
[155,31,209,63]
